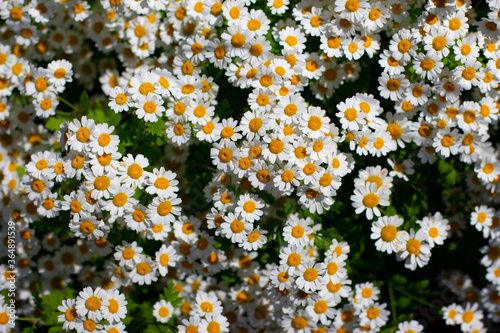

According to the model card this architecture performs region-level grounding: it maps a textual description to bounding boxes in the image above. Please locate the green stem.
[16,317,42,321]
[394,287,441,310]
[388,283,398,323]
[57,96,79,112]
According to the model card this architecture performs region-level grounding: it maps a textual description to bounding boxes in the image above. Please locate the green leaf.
[17,166,26,178]
[87,102,122,127]
[80,91,90,113]
[45,117,65,132]
[162,280,183,308]
[48,326,65,333]
[145,120,165,137]
[21,326,35,333]
[41,290,64,323]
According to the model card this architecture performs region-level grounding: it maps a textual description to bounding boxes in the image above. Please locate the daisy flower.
[396,228,432,271]
[153,300,174,323]
[145,167,179,198]
[241,228,268,250]
[281,310,317,333]
[117,154,150,189]
[323,253,347,284]
[454,60,484,90]
[300,106,330,138]
[109,87,130,113]
[297,185,335,214]
[470,205,495,232]
[354,282,380,307]
[453,35,480,64]
[335,0,369,22]
[114,241,143,266]
[389,29,417,62]
[359,302,389,329]
[413,53,443,80]
[57,299,78,330]
[302,53,326,80]
[221,25,251,58]
[101,289,127,323]
[336,99,367,131]
[199,313,230,333]
[387,158,415,181]
[419,217,450,248]
[371,215,404,254]
[456,302,484,332]
[134,93,165,122]
[90,123,119,155]
[210,141,239,172]
[193,291,223,317]
[75,287,108,321]
[128,256,159,285]
[148,196,182,225]
[378,72,409,101]
[343,36,365,61]
[47,59,73,86]
[69,213,105,240]
[351,182,390,220]
[423,26,453,58]
[283,214,313,247]
[187,98,215,126]
[242,9,271,37]
[270,264,293,290]
[220,212,252,243]
[66,116,96,153]
[475,159,500,183]
[234,193,265,223]
[279,244,310,275]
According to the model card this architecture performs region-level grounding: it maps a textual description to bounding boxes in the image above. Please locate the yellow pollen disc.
[303,268,318,281]
[406,239,421,254]
[127,163,143,179]
[362,193,379,208]
[231,33,246,48]
[361,288,372,298]
[136,262,151,275]
[76,127,91,143]
[380,225,397,242]
[157,201,172,216]
[291,317,308,329]
[85,296,101,312]
[308,116,322,131]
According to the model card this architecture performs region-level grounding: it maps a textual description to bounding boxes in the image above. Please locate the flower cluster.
[1,0,500,332]
[57,287,127,333]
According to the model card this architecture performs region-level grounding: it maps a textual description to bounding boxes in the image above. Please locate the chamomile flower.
[470,206,495,232]
[109,87,130,113]
[153,300,174,324]
[75,287,108,321]
[413,53,443,81]
[134,93,165,122]
[221,212,252,243]
[281,310,317,333]
[145,167,179,198]
[396,228,432,271]
[351,182,390,220]
[378,72,410,101]
[102,289,127,323]
[148,196,182,224]
[371,215,404,254]
[57,299,78,330]
[234,193,264,223]
[354,282,380,307]
[128,256,159,285]
[279,27,307,53]
[47,59,73,86]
